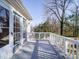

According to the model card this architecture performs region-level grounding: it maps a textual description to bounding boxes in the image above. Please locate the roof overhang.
[6,0,32,20]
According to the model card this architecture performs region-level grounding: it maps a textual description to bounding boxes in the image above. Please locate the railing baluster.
[44,33,45,40]
[67,42,70,57]
[64,39,66,54]
[76,44,78,59]
[72,43,74,59]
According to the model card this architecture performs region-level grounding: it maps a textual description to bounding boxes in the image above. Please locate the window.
[0,6,9,48]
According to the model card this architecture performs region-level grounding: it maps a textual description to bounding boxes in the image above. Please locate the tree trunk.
[60,20,63,35]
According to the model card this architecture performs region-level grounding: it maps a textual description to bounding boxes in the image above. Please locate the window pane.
[0,6,9,48]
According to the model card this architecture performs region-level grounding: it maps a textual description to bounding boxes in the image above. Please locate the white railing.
[27,32,79,59]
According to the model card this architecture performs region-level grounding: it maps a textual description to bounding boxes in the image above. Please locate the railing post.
[54,34,56,45]
[53,34,56,45]
[49,33,51,42]
[64,38,68,55]
[39,33,40,40]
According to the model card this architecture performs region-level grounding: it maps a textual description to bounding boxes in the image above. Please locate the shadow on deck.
[11,40,65,59]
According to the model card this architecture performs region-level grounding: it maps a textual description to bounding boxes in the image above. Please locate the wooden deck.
[11,40,65,59]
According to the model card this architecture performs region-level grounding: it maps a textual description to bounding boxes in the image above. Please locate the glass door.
[13,14,21,53]
[0,5,9,48]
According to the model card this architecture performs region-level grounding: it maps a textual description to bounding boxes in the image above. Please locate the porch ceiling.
[6,0,32,20]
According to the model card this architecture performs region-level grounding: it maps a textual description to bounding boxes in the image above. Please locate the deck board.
[11,40,65,59]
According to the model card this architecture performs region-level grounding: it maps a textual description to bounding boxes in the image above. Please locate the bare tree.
[44,0,73,35]
[72,4,79,37]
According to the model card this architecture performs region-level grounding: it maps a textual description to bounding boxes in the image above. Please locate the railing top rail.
[31,32,51,34]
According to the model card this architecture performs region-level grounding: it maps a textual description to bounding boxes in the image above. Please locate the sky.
[23,0,79,27]
[23,0,44,27]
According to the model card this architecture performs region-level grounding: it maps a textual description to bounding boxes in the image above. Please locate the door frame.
[13,13,22,52]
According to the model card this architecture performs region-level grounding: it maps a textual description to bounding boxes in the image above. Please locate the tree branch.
[44,4,61,22]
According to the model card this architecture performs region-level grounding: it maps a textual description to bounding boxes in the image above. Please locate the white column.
[20,17,24,45]
[26,20,31,41]
[9,9,14,57]
[9,10,14,46]
[27,20,31,33]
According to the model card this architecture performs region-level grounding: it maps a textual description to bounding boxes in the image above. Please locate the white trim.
[0,0,30,20]
[6,0,32,20]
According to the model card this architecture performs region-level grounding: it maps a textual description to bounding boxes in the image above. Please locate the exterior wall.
[0,0,31,59]
[0,0,13,59]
